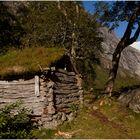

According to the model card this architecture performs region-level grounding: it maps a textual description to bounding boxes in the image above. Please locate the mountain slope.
[100,27,140,77]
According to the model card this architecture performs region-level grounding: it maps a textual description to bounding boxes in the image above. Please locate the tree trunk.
[71,3,79,58]
[105,44,122,96]
[105,6,140,96]
[70,3,79,74]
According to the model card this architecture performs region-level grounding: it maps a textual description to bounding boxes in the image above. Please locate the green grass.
[0,47,64,77]
[30,128,56,139]
[42,97,140,139]
[33,97,140,139]
[92,64,140,94]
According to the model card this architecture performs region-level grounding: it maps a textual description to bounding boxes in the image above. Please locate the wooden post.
[35,75,40,97]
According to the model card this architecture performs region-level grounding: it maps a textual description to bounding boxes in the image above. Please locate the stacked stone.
[40,78,48,98]
[41,80,57,128]
[53,69,81,122]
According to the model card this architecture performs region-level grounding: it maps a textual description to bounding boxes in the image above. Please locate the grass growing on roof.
[0,47,64,77]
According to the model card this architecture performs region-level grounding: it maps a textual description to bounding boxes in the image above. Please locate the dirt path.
[91,109,128,133]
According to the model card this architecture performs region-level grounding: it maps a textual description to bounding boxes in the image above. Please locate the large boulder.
[118,88,140,113]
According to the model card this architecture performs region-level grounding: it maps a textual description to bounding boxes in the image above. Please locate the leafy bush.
[0,102,34,139]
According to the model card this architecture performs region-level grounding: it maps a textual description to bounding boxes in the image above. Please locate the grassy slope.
[93,64,140,93]
[0,47,64,77]
[56,97,140,139]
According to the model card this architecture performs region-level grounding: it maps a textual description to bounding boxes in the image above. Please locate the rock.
[53,114,58,119]
[47,81,54,88]
[47,102,55,115]
[67,112,74,122]
[42,115,53,122]
[54,89,79,94]
[118,89,140,113]
[61,112,67,121]
[57,112,62,120]
[118,90,134,106]
[129,92,140,113]
[90,88,94,92]
[47,94,53,102]
[93,106,98,110]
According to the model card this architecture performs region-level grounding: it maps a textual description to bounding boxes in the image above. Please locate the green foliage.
[0,1,103,83]
[95,1,140,92]
[20,1,102,50]
[82,63,140,94]
[0,102,34,139]
[70,104,78,112]
[95,1,140,29]
[0,2,24,54]
[20,2,65,47]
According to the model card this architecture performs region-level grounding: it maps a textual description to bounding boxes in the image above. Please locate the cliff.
[100,27,140,78]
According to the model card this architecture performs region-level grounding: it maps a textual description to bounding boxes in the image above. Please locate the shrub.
[0,101,34,139]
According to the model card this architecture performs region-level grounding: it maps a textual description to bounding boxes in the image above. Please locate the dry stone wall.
[0,68,83,128]
[41,69,83,128]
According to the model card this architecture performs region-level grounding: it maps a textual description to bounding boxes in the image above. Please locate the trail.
[91,109,128,133]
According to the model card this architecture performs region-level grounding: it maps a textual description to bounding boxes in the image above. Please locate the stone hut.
[0,54,83,128]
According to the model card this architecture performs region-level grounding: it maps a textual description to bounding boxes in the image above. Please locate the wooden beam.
[35,75,40,97]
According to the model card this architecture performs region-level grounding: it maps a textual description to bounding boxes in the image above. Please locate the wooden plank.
[35,75,40,97]
[0,80,34,85]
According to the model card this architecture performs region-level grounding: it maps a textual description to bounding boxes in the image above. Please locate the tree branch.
[127,24,140,45]
[122,6,140,42]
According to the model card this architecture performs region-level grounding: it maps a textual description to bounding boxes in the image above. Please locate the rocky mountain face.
[100,27,140,78]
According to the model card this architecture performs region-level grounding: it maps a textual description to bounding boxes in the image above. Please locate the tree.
[0,2,24,53]
[95,1,140,96]
[58,1,103,78]
[20,1,102,76]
